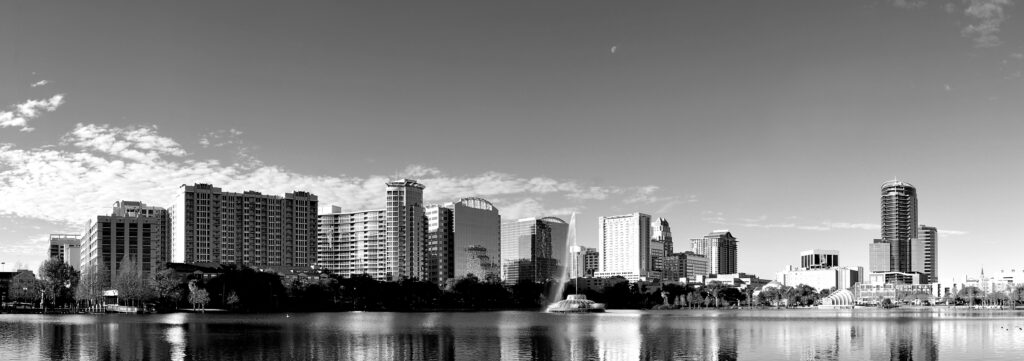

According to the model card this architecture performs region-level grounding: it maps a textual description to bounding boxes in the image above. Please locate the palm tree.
[705,282,726,308]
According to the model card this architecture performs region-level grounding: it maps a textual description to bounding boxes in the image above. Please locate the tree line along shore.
[4,257,1024,313]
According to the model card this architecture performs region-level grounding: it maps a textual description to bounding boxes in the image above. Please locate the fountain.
[545,212,606,313]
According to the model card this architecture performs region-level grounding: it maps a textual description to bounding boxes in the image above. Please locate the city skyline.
[4,1,1024,282]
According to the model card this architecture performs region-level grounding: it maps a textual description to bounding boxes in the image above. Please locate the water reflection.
[1,310,1023,360]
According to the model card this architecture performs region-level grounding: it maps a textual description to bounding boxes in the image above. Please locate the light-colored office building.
[664,251,709,281]
[170,183,318,268]
[690,230,738,275]
[594,213,653,282]
[317,206,388,279]
[500,218,556,284]
[48,234,81,269]
[776,265,863,291]
[81,202,168,285]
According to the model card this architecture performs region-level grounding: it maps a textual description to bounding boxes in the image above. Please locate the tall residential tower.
[170,184,318,268]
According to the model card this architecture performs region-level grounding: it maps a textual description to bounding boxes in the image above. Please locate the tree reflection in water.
[1,309,1023,360]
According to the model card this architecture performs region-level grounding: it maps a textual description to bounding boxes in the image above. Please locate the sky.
[1,0,1023,282]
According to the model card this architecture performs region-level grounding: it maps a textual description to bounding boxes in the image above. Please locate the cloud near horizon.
[0,94,65,132]
[0,122,676,228]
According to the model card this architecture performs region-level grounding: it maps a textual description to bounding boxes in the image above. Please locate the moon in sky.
[610,46,617,54]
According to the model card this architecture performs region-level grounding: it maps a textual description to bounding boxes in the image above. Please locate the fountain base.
[545,294,606,313]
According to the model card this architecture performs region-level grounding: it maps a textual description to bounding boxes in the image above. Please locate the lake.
[1,309,1023,360]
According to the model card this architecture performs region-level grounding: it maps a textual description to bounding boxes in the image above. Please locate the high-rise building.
[664,251,709,281]
[448,198,501,279]
[48,234,80,269]
[423,198,501,283]
[650,218,673,274]
[801,249,839,270]
[170,184,318,268]
[539,217,569,276]
[500,218,555,284]
[317,206,388,279]
[879,179,918,273]
[424,204,455,283]
[690,230,738,275]
[913,225,938,283]
[81,202,168,285]
[385,179,427,280]
[594,213,653,282]
[569,246,599,278]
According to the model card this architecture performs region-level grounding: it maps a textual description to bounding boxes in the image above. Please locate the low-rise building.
[854,283,939,305]
[664,251,709,282]
[696,273,769,290]
[867,271,922,285]
[776,265,863,291]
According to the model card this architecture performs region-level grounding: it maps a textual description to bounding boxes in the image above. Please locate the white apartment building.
[594,212,652,282]
[317,206,388,279]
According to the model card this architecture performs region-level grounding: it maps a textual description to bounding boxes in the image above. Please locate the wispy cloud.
[198,128,260,167]
[199,128,244,148]
[0,94,65,132]
[61,123,187,162]
[962,0,1014,47]
[30,80,48,88]
[890,0,927,8]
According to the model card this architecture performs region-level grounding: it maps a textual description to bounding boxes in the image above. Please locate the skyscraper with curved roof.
[880,179,918,273]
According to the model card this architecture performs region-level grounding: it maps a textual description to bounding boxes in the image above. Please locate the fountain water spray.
[545,212,605,313]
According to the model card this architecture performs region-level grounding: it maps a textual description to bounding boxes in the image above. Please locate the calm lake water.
[1,309,1023,360]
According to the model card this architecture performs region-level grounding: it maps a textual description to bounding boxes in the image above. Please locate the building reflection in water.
[7,310,1024,360]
